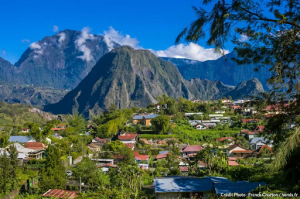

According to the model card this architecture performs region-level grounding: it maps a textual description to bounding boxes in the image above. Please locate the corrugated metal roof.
[154,177,214,193]
[215,182,266,194]
[9,136,32,143]
[133,114,158,120]
[249,137,270,144]
[205,176,233,183]
[42,189,78,198]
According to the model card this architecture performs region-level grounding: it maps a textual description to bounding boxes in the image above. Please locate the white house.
[195,123,207,130]
[118,131,138,144]
[208,114,223,119]
[185,112,203,117]
[226,144,253,157]
[215,110,225,114]
[249,137,273,150]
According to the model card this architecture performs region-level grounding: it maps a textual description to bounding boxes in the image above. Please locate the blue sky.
[0,0,236,64]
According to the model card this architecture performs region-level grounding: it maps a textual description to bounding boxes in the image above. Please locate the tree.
[9,145,18,190]
[39,145,67,191]
[0,133,9,148]
[235,136,250,149]
[71,157,99,186]
[103,140,125,152]
[29,123,42,141]
[151,115,170,134]
[176,0,300,94]
[67,111,86,134]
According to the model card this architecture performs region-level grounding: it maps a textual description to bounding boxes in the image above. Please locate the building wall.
[227,146,247,157]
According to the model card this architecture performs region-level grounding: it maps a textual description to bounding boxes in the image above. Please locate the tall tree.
[67,111,86,134]
[39,145,67,191]
[151,115,170,134]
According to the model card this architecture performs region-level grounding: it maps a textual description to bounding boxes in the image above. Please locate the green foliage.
[71,157,99,186]
[0,102,50,127]
[151,115,170,134]
[38,145,67,192]
[67,111,86,134]
[0,145,19,196]
[93,108,134,138]
[102,140,125,152]
[172,123,238,144]
[235,136,250,149]
[0,133,9,147]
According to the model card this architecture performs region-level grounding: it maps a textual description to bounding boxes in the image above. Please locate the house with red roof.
[240,129,249,135]
[246,131,259,140]
[42,189,78,198]
[253,145,273,157]
[124,143,135,150]
[24,142,47,150]
[57,124,67,128]
[254,126,265,133]
[134,151,150,163]
[179,166,189,175]
[182,145,203,156]
[88,143,101,152]
[117,130,138,144]
[156,152,169,160]
[226,144,253,158]
[228,161,239,166]
[97,163,118,173]
[21,128,30,133]
[216,137,233,142]
[262,103,289,115]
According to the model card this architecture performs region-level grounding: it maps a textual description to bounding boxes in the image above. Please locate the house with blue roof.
[249,137,273,150]
[133,114,158,126]
[154,177,214,199]
[8,136,33,143]
[154,176,266,199]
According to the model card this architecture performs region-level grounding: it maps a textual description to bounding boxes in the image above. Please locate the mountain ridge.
[44,46,264,117]
[161,52,271,90]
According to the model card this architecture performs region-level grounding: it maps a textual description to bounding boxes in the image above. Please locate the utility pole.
[79,177,81,193]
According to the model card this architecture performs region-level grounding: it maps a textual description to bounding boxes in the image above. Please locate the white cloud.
[103,27,141,51]
[2,51,6,55]
[152,43,229,62]
[53,25,59,32]
[30,42,41,49]
[30,42,43,56]
[58,32,66,44]
[238,34,249,42]
[102,27,228,61]
[21,39,30,44]
[75,27,95,61]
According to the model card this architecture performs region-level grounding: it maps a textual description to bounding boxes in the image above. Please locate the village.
[0,96,292,199]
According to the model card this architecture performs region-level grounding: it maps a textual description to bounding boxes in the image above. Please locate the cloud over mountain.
[75,27,95,61]
[103,27,141,51]
[57,32,66,44]
[152,43,229,62]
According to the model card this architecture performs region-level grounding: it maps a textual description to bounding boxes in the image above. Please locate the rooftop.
[24,142,47,150]
[133,114,158,120]
[215,182,266,194]
[183,145,203,153]
[118,134,138,140]
[154,177,214,193]
[42,189,78,198]
[8,136,32,143]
